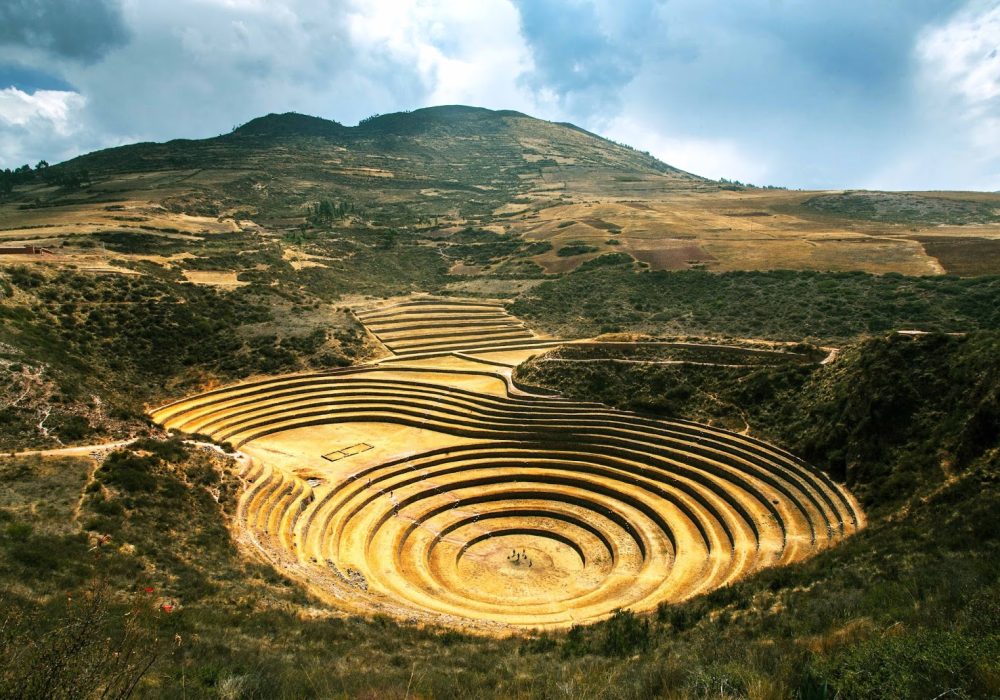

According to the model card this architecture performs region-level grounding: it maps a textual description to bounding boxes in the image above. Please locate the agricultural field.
[507,189,1000,276]
[3,108,999,287]
[150,300,862,631]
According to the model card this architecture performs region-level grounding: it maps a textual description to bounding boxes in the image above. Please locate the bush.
[803,627,1000,700]
[52,414,91,442]
[98,451,159,493]
[556,244,599,257]
[131,437,188,464]
[599,608,652,657]
[0,582,167,698]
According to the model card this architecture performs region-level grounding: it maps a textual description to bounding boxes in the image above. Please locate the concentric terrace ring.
[152,361,863,629]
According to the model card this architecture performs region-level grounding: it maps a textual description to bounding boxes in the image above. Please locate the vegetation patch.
[801,191,1000,225]
[511,268,1000,341]
[90,231,193,255]
[517,331,1000,509]
[556,243,600,257]
[917,236,1000,276]
[0,265,380,448]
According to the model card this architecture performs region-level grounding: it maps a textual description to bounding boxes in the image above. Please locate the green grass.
[556,243,600,257]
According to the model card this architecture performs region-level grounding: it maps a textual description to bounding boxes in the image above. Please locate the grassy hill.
[5,105,1000,278]
[34,105,703,228]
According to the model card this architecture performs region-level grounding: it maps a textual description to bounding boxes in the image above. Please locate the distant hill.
[231,112,347,138]
[47,105,706,227]
[6,104,1000,276]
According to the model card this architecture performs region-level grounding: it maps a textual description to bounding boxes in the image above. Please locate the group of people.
[508,549,532,567]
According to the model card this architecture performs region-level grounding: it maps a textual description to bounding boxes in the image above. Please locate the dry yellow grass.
[506,187,1000,274]
[7,159,999,276]
[181,270,249,287]
[0,198,240,242]
[0,249,140,275]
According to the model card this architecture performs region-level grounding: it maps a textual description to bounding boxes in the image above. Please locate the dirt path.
[820,347,839,365]
[9,438,237,460]
[536,358,784,368]
[11,438,138,458]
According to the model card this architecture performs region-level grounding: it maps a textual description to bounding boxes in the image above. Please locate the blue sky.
[1,0,998,190]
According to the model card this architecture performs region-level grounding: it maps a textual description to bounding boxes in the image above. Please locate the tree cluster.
[0,160,91,195]
[307,199,354,226]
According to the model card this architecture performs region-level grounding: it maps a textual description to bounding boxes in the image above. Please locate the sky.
[0,0,998,190]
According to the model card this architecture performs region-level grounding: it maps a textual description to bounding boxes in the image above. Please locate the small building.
[0,245,55,255]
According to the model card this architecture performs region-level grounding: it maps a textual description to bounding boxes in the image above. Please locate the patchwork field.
[4,108,999,281]
[508,190,1000,275]
[151,299,863,632]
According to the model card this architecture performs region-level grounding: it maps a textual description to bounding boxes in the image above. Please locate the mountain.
[5,105,1000,277]
[47,105,707,228]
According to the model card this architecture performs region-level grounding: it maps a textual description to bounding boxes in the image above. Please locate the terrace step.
[150,303,864,630]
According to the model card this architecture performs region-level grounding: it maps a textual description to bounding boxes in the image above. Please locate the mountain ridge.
[5,104,1000,277]
[57,104,701,183]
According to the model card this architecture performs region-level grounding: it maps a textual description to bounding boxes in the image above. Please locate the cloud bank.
[0,0,996,190]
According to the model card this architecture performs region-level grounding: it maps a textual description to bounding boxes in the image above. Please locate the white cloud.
[603,115,769,183]
[879,0,1000,190]
[345,0,548,118]
[0,87,84,133]
[916,0,1000,164]
[54,0,391,139]
[918,0,1000,106]
[0,87,87,168]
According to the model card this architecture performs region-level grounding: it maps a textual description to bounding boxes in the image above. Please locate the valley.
[0,106,996,699]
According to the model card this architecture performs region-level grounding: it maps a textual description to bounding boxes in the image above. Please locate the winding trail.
[10,438,138,458]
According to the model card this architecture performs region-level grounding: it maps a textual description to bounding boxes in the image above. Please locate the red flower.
[143,587,154,594]
[160,603,174,613]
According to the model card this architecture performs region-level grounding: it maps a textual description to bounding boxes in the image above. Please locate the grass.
[556,243,600,257]
[801,191,1000,225]
[510,268,1000,343]
[1,105,999,697]
[0,417,996,697]
[12,107,689,233]
[0,264,381,449]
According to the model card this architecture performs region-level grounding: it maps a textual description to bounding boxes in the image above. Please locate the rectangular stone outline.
[322,442,374,462]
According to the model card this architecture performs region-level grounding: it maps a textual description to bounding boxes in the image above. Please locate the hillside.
[1,334,996,698]
[25,105,704,229]
[3,105,1000,280]
[0,104,998,698]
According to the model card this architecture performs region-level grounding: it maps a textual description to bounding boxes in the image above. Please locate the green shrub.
[98,451,159,493]
[556,243,599,257]
[599,609,652,657]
